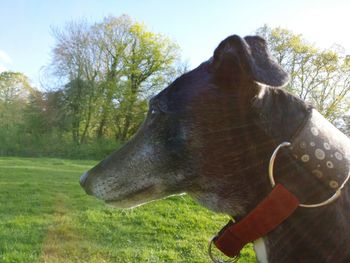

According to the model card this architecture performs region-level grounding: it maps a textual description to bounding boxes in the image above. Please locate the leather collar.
[210,109,350,261]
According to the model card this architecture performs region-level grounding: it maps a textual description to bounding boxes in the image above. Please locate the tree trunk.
[96,115,106,139]
[117,91,137,141]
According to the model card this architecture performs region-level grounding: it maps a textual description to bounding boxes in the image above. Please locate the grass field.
[0,157,256,262]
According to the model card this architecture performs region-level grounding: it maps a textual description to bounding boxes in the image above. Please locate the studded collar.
[290,109,350,191]
[209,108,350,262]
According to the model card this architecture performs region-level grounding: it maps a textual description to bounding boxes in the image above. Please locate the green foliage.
[50,14,182,144]
[0,132,120,159]
[0,71,120,159]
[0,157,256,262]
[0,72,32,133]
[0,71,32,101]
[0,15,184,158]
[0,72,36,156]
[256,25,350,124]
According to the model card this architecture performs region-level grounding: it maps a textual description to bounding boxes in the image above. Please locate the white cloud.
[0,50,12,65]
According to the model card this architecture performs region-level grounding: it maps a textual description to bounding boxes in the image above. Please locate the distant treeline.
[0,21,349,159]
[0,15,185,159]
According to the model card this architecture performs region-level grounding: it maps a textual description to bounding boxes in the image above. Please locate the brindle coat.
[80,35,350,263]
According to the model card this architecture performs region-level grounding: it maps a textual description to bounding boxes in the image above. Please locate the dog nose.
[80,172,94,195]
[80,172,90,188]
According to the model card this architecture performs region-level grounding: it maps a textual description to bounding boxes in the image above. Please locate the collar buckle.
[208,235,240,263]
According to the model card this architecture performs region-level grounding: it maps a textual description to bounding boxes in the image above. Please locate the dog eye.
[149,99,168,115]
[151,108,158,115]
[150,103,161,115]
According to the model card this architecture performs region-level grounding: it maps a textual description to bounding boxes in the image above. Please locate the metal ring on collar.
[208,236,240,263]
[268,141,350,208]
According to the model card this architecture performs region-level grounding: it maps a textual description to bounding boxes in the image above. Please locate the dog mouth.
[102,185,159,208]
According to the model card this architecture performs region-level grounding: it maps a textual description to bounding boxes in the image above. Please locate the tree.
[23,89,68,136]
[256,25,350,123]
[50,21,101,144]
[89,15,180,140]
[108,18,180,140]
[48,15,181,142]
[0,71,33,131]
[0,71,34,155]
[0,71,32,103]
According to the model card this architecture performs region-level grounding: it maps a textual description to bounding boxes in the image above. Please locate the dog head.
[80,35,292,215]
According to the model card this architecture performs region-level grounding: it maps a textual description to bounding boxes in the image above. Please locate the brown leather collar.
[210,109,350,261]
[213,184,299,259]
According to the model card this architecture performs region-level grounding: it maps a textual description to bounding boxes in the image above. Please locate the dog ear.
[212,35,289,87]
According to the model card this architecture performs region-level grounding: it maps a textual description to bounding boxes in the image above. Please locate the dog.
[80,35,350,263]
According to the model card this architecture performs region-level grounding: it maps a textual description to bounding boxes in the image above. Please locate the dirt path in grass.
[39,194,85,263]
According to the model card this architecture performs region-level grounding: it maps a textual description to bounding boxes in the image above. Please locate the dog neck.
[264,199,350,262]
[251,86,350,263]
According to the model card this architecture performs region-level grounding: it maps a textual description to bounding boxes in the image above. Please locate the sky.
[1,0,350,88]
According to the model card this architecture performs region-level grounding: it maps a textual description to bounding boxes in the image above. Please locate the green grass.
[0,157,256,262]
